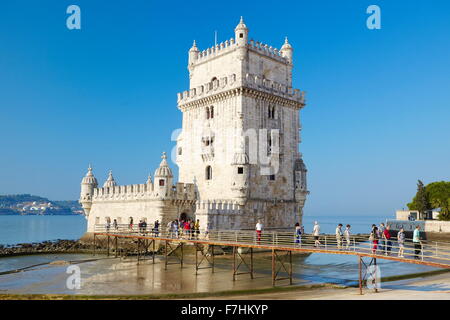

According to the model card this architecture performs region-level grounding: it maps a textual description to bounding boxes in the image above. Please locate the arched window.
[205,166,212,180]
[206,107,210,119]
[210,106,214,118]
[159,179,165,186]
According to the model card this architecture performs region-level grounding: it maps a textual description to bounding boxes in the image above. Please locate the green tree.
[426,181,450,221]
[407,181,450,221]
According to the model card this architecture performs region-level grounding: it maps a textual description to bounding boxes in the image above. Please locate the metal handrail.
[94,224,450,266]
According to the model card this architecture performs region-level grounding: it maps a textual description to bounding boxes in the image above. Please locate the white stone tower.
[80,165,98,216]
[176,18,309,230]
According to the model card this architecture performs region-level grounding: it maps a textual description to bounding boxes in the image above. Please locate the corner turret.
[280,37,293,64]
[154,152,173,198]
[235,16,248,46]
[188,40,199,69]
[103,170,117,188]
[80,165,98,217]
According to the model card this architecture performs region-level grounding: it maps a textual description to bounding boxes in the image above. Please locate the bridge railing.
[93,224,450,266]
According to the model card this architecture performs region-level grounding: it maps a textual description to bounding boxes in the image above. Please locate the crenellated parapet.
[177,73,305,107]
[90,182,196,202]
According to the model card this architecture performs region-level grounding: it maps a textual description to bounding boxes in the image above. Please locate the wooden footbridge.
[92,225,450,294]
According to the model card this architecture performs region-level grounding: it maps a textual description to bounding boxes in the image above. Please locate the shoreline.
[1,269,449,300]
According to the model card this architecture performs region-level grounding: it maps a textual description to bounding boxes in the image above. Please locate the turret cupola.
[154,152,173,197]
[79,165,98,217]
[103,170,117,188]
[188,40,200,67]
[235,16,248,46]
[280,37,293,64]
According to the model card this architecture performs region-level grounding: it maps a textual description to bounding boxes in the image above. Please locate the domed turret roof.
[154,152,173,178]
[281,37,292,50]
[294,158,307,172]
[81,165,98,187]
[235,16,248,31]
[103,170,117,188]
[189,40,199,52]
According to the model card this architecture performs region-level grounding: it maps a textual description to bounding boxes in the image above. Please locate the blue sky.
[0,0,449,217]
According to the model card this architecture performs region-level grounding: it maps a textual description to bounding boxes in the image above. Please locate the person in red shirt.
[383,225,392,256]
[184,219,191,239]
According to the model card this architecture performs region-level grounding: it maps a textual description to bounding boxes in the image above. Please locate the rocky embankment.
[0,240,91,257]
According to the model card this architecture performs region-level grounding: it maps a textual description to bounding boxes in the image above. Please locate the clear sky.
[0,0,449,217]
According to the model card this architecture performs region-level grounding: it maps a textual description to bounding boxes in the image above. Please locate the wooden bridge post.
[233,246,237,279]
[374,258,378,293]
[358,255,363,295]
[180,242,184,268]
[289,250,293,285]
[152,240,155,264]
[250,247,254,279]
[271,249,275,286]
[165,240,168,270]
[114,236,118,258]
[107,235,110,257]
[211,245,215,273]
[137,238,140,264]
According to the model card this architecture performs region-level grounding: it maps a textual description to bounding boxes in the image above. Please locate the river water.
[0,214,438,295]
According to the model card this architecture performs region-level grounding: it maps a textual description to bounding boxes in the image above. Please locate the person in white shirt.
[255,220,263,243]
[313,221,321,247]
[344,224,351,250]
[335,224,343,249]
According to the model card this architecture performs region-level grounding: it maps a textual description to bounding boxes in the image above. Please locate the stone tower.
[175,17,309,230]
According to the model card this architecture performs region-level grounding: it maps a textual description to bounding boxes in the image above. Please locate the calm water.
[0,215,87,245]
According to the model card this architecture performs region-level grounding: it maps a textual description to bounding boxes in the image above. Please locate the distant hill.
[0,194,83,216]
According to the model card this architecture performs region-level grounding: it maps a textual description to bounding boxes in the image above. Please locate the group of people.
[252,220,423,259]
[166,219,201,239]
[370,223,422,259]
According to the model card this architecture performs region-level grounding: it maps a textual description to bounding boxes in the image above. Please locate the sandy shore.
[195,273,450,300]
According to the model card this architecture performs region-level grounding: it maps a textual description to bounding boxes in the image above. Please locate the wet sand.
[199,273,450,300]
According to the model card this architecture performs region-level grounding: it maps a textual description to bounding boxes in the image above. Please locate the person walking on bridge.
[153,220,160,237]
[379,223,386,253]
[397,227,405,258]
[255,220,263,243]
[370,226,379,254]
[313,221,321,248]
[335,224,343,249]
[383,225,392,255]
[113,219,118,231]
[413,225,422,259]
[295,222,302,245]
[344,224,351,250]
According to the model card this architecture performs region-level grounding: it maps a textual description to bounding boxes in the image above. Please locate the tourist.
[138,220,142,233]
[397,227,405,258]
[105,219,111,233]
[142,220,147,234]
[194,219,200,239]
[190,220,195,239]
[383,225,392,255]
[313,221,321,247]
[370,226,379,254]
[335,224,343,249]
[167,220,173,237]
[153,220,160,237]
[113,219,118,231]
[184,219,191,239]
[129,217,134,231]
[413,225,422,259]
[295,222,302,245]
[255,220,263,243]
[344,224,351,250]
[379,223,386,252]
[174,220,179,238]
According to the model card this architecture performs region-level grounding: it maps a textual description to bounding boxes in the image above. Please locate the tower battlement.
[90,182,195,202]
[177,73,305,106]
